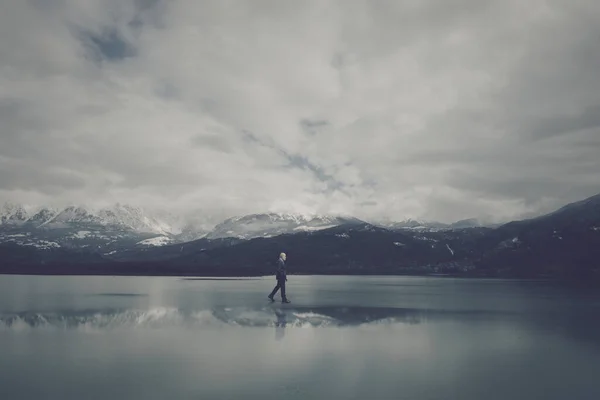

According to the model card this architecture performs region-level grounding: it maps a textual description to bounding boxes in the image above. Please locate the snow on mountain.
[0,202,184,252]
[43,206,102,226]
[176,215,216,242]
[96,204,173,235]
[136,236,172,247]
[0,200,501,253]
[18,204,176,235]
[206,213,364,240]
[150,210,189,235]
[0,203,29,225]
[376,218,449,231]
[27,207,59,225]
[376,217,494,231]
[2,200,496,244]
[27,240,61,249]
[176,227,209,242]
[0,232,61,249]
[449,218,485,229]
[294,224,338,231]
[71,231,92,239]
[2,203,368,242]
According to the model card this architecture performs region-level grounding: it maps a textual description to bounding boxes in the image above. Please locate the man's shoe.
[282,299,291,303]
[268,295,274,302]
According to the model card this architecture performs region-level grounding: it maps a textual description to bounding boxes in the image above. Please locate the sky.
[1,0,599,224]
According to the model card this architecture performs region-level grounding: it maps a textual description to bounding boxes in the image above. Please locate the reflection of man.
[275,309,287,341]
[268,252,290,303]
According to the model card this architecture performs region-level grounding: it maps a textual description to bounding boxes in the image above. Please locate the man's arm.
[278,259,287,280]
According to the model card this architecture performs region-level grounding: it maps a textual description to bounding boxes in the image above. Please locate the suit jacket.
[275,258,286,281]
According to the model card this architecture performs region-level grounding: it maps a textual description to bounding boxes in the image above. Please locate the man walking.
[268,252,290,303]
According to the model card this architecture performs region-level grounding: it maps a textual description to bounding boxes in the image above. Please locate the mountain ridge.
[1,201,501,241]
[1,192,600,281]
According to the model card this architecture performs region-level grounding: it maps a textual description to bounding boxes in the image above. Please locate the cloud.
[76,27,137,62]
[1,0,599,223]
[529,105,600,140]
[299,119,330,136]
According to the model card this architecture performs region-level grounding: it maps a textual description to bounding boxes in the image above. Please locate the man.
[268,252,290,303]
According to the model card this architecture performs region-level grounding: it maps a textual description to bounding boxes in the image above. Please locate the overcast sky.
[1,0,599,223]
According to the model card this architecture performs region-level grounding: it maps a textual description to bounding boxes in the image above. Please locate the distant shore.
[1,265,596,282]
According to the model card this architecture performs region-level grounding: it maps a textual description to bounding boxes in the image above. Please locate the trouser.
[269,279,287,300]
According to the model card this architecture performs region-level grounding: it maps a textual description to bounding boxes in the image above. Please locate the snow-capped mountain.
[97,204,175,235]
[3,192,600,279]
[36,204,172,235]
[0,203,29,225]
[448,218,485,229]
[43,206,103,226]
[376,218,449,231]
[175,216,216,242]
[206,213,364,239]
[1,200,497,250]
[27,207,59,226]
[376,217,495,231]
[0,202,216,250]
[0,202,182,251]
[136,236,173,247]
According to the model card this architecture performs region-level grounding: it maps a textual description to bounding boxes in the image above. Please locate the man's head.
[280,252,287,261]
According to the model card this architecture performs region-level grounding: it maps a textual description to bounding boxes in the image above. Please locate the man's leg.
[269,283,280,300]
[280,280,287,302]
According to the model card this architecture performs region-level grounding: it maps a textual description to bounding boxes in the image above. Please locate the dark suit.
[268,258,288,301]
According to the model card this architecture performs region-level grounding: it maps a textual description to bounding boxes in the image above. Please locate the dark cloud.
[299,119,329,135]
[77,27,136,62]
[240,130,346,192]
[28,0,66,12]
[530,105,600,140]
[283,153,345,193]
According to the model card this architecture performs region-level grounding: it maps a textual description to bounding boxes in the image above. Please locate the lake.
[1,275,599,399]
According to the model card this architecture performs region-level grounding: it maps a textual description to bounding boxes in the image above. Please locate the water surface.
[1,275,599,399]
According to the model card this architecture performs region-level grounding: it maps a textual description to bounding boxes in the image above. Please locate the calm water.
[1,275,600,400]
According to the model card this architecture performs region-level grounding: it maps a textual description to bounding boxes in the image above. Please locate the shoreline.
[0,270,593,282]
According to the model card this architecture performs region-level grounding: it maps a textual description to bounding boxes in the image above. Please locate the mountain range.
[1,193,599,279]
[0,202,487,250]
